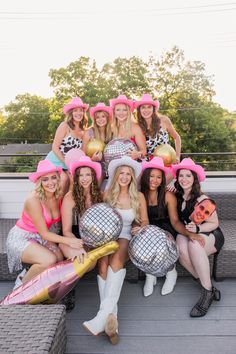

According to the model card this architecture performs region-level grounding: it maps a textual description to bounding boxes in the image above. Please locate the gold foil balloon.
[86,139,105,158]
[128,225,179,277]
[153,144,176,166]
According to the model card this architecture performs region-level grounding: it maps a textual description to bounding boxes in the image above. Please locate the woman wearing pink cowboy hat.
[173,158,224,317]
[6,160,83,290]
[140,157,199,297]
[82,103,113,179]
[110,94,147,160]
[46,97,89,195]
[134,93,181,163]
[83,156,149,344]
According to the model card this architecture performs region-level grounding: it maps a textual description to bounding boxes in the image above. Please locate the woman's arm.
[166,192,205,246]
[24,196,83,249]
[52,122,68,163]
[81,129,91,153]
[127,123,147,160]
[161,115,181,162]
[139,192,149,227]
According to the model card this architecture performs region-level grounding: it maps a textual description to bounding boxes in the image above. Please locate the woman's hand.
[91,151,103,161]
[127,149,141,160]
[188,232,205,247]
[185,221,198,233]
[74,248,88,263]
[131,226,142,236]
[65,237,84,250]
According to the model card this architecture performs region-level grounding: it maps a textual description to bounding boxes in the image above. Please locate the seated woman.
[173,158,224,317]
[6,160,83,289]
[59,155,103,310]
[140,157,199,297]
[59,155,102,259]
[110,94,147,160]
[83,156,148,344]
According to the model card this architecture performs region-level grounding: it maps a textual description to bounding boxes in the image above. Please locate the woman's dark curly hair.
[137,106,161,138]
[174,170,203,215]
[72,166,102,216]
[140,168,166,219]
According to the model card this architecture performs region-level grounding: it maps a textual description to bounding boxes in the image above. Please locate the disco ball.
[128,225,179,277]
[103,138,137,165]
[79,203,123,248]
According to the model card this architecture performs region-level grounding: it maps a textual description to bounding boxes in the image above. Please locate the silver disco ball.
[104,138,137,165]
[128,225,179,277]
[79,203,123,248]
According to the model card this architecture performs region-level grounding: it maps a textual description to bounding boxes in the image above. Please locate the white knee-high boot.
[161,266,177,295]
[143,274,157,297]
[98,274,119,344]
[83,266,126,336]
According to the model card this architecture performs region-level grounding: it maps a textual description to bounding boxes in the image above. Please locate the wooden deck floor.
[0,277,236,354]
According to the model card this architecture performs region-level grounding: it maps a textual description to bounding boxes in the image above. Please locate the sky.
[0,0,236,111]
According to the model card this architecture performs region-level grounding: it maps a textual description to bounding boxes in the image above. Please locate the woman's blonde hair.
[105,166,140,223]
[112,104,134,139]
[93,111,113,143]
[35,173,61,200]
[66,109,88,130]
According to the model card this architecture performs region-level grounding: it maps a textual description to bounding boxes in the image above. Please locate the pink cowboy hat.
[109,94,134,112]
[171,158,206,182]
[63,97,89,115]
[141,157,170,176]
[29,160,62,183]
[70,156,102,180]
[90,103,112,120]
[134,93,160,110]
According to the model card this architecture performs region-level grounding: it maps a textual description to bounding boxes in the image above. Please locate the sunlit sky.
[0,0,236,111]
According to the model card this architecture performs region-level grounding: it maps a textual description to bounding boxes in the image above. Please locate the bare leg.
[188,233,216,290]
[176,235,198,278]
[109,238,129,272]
[21,243,58,283]
[60,170,70,196]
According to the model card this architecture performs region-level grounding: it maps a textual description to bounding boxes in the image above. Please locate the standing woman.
[173,158,224,317]
[140,157,200,297]
[82,103,113,180]
[110,94,147,160]
[134,93,181,162]
[83,156,148,344]
[6,160,83,288]
[46,97,89,195]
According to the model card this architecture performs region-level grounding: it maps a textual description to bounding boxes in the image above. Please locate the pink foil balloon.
[0,241,119,306]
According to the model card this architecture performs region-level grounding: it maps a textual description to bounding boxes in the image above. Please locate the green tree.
[0,94,51,143]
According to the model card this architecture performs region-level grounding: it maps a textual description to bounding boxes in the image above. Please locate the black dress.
[148,204,178,239]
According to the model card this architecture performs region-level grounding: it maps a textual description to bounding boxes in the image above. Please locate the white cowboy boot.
[83,266,126,338]
[143,274,157,297]
[161,266,177,295]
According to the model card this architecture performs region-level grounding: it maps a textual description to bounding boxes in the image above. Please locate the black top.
[148,204,178,238]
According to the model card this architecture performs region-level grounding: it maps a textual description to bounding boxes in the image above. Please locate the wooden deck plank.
[0,279,236,354]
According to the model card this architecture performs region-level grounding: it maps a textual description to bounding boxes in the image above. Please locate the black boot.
[190,285,221,317]
[62,288,76,312]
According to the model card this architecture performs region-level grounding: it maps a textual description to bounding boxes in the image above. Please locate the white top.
[116,208,135,241]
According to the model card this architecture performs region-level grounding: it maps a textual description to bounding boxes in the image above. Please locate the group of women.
[6,94,224,345]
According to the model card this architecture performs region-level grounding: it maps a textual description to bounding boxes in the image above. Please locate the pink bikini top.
[16,200,62,233]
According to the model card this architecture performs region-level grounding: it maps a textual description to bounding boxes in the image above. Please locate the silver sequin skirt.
[6,225,60,273]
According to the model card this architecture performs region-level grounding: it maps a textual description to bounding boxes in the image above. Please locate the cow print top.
[146,127,169,156]
[59,135,82,155]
